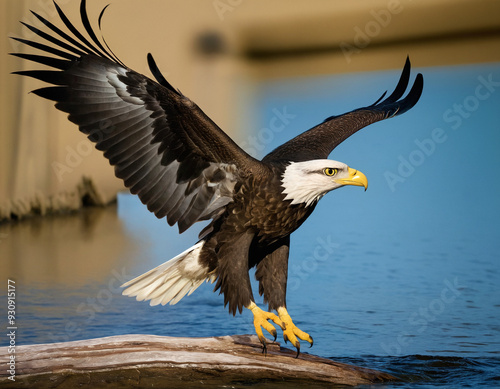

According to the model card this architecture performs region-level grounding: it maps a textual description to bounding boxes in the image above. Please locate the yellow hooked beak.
[334,167,368,191]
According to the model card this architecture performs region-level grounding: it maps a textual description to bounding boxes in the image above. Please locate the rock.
[0,334,398,388]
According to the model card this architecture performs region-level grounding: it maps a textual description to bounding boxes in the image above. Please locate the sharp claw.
[248,302,283,352]
[257,336,267,355]
[277,307,312,357]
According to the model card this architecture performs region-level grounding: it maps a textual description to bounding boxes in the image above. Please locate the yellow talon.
[247,302,285,353]
[277,307,313,357]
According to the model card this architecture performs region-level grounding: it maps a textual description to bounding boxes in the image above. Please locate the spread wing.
[262,57,424,163]
[11,0,260,233]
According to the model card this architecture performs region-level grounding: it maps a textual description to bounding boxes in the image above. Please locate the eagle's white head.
[281,159,368,206]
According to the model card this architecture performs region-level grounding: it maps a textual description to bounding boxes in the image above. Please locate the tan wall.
[2,0,499,221]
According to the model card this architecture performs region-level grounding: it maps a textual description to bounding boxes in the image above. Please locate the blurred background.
[2,0,500,219]
[1,0,499,385]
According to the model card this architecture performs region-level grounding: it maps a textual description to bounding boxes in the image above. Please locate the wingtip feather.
[147,53,178,94]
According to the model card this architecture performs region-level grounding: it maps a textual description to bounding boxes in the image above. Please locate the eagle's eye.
[323,168,338,176]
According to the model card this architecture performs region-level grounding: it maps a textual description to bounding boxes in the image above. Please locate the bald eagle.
[12,0,423,356]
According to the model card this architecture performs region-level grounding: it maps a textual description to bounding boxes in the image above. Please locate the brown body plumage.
[200,164,314,314]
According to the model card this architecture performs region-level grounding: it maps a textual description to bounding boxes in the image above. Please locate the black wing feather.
[263,56,423,163]
[79,0,111,58]
[10,53,70,70]
[12,70,66,85]
[17,23,84,58]
[12,0,258,234]
[32,86,70,101]
[368,90,387,107]
[97,5,126,67]
[147,53,178,94]
[382,56,412,104]
[30,9,91,57]
[52,0,105,58]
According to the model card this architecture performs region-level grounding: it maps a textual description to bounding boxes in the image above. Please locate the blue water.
[1,62,500,387]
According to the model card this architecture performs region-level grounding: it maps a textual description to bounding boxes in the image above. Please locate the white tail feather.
[121,241,213,306]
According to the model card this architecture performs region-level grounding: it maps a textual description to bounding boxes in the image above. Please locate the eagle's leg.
[277,306,314,357]
[253,236,313,356]
[246,301,285,354]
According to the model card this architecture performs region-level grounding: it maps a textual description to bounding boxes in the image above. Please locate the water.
[1,193,498,387]
[1,62,500,387]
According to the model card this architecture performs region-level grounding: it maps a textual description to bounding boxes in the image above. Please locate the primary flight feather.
[12,0,423,356]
